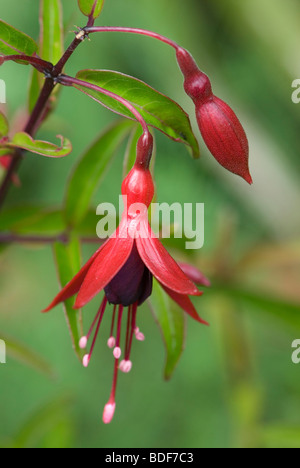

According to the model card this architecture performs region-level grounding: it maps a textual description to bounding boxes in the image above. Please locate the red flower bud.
[176,47,252,184]
[121,133,155,207]
[121,163,155,208]
[176,48,212,104]
[196,96,251,184]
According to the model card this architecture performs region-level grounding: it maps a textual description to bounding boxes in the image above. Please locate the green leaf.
[78,0,105,18]
[53,238,84,361]
[1,333,54,378]
[65,119,132,227]
[0,111,8,138]
[6,132,72,157]
[7,209,65,235]
[0,205,64,233]
[149,280,186,380]
[40,0,64,65]
[0,205,101,239]
[75,69,200,158]
[0,20,38,57]
[0,206,43,231]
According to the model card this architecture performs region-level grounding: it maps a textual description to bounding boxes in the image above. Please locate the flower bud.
[196,96,251,183]
[121,134,155,207]
[176,47,212,104]
[176,47,252,184]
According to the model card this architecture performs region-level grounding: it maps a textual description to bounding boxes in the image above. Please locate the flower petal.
[75,221,134,308]
[161,284,208,325]
[178,262,211,287]
[136,222,200,296]
[43,243,106,312]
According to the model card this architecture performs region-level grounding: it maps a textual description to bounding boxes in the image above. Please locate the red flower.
[176,47,252,184]
[44,147,208,424]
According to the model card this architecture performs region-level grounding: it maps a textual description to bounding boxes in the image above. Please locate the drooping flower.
[44,134,208,424]
[176,47,252,184]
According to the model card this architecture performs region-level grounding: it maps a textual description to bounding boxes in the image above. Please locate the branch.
[0,54,53,73]
[84,26,179,50]
[0,22,94,211]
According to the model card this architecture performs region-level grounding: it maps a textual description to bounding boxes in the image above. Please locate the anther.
[107,336,116,349]
[119,360,133,373]
[103,403,116,424]
[82,354,90,368]
[79,336,88,349]
[113,347,122,359]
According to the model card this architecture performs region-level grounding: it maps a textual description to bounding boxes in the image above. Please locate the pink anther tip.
[79,336,88,349]
[103,403,116,424]
[82,354,90,368]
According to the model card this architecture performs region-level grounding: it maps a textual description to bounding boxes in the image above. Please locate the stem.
[0,22,92,210]
[0,77,55,208]
[54,30,88,76]
[1,55,53,73]
[25,77,56,134]
[0,233,104,244]
[85,26,179,50]
[58,74,150,136]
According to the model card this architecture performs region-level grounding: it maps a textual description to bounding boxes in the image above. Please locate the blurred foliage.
[0,0,300,449]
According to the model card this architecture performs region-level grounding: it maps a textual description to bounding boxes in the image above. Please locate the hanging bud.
[176,47,252,184]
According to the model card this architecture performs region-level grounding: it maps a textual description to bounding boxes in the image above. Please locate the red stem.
[0,22,93,211]
[1,55,53,73]
[85,26,179,50]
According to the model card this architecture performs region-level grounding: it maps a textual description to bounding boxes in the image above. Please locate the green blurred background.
[0,0,300,448]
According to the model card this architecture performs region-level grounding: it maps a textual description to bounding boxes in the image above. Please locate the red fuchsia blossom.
[44,134,208,424]
[176,47,252,184]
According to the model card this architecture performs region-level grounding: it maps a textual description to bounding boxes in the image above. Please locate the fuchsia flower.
[176,47,252,184]
[44,134,208,424]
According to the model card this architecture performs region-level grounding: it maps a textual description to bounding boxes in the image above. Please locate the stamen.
[113,347,122,359]
[124,302,138,362]
[119,359,133,373]
[135,327,145,341]
[103,310,123,425]
[103,402,116,424]
[81,296,108,367]
[79,336,88,349]
[107,336,116,349]
[83,354,90,368]
[112,305,124,358]
[124,305,132,357]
